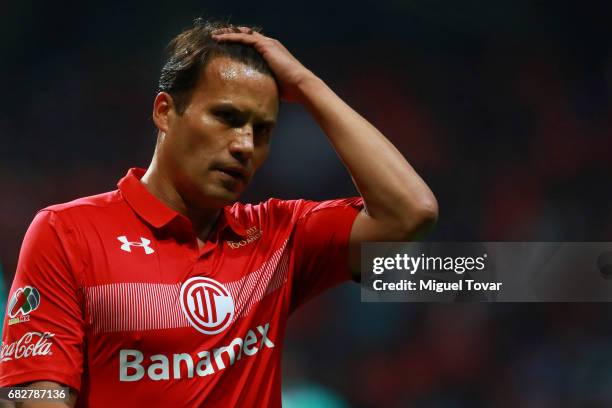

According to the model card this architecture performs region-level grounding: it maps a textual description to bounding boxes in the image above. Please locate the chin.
[202,185,242,208]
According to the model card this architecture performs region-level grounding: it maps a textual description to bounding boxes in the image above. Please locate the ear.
[152,92,176,134]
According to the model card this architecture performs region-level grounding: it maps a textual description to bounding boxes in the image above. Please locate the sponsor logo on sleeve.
[7,286,41,326]
[0,331,55,362]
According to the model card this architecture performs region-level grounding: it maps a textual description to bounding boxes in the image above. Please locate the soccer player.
[0,20,437,407]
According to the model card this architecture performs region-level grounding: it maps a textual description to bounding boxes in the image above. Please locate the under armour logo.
[117,236,155,254]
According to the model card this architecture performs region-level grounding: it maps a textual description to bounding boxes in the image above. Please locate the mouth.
[213,165,248,183]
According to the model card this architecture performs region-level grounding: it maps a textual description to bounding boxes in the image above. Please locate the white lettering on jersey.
[0,331,55,362]
[119,323,275,381]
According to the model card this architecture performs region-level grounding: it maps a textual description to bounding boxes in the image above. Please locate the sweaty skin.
[19,54,281,408]
[22,28,437,408]
[143,57,279,243]
[212,28,438,275]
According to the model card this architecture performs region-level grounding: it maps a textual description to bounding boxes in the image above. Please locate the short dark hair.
[158,18,275,115]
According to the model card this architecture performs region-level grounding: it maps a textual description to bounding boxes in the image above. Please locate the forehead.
[189,56,279,118]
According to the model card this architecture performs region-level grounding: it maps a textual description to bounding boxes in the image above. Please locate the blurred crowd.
[1,1,611,406]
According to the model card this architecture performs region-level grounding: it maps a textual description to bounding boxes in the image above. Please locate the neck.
[141,161,220,240]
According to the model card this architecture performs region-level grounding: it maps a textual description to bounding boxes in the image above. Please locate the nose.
[228,126,254,164]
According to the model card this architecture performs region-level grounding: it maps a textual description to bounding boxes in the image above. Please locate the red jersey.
[0,168,362,407]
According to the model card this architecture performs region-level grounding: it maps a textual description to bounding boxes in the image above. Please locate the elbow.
[400,196,439,240]
[368,191,439,241]
[419,197,439,226]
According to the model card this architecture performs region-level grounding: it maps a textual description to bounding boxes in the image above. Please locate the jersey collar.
[118,168,246,236]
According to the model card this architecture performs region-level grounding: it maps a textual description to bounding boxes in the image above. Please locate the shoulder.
[43,189,123,214]
[226,198,313,223]
[32,189,125,235]
[26,190,130,274]
[37,190,123,222]
[226,197,363,227]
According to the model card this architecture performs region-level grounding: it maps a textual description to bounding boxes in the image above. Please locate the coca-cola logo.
[0,331,54,362]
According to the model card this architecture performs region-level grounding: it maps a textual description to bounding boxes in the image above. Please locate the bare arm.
[295,77,438,274]
[213,29,438,276]
[16,382,77,408]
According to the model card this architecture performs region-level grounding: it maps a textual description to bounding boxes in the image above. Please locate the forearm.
[211,28,437,236]
[297,75,438,231]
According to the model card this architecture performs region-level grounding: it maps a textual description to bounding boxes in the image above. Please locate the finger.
[211,32,259,45]
[212,26,257,36]
[245,30,272,41]
[214,28,271,41]
[236,26,254,34]
[211,27,238,35]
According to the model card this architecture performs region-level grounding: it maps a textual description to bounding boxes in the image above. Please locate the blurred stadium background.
[1,1,612,406]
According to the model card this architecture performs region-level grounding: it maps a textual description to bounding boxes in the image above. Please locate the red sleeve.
[0,210,84,391]
[287,197,363,312]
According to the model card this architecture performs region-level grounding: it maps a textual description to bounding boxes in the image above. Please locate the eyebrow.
[209,102,276,125]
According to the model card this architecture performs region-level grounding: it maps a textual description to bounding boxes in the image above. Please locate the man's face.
[161,56,279,209]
